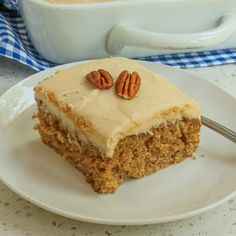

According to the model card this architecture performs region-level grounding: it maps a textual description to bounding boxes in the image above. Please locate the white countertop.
[0,56,236,236]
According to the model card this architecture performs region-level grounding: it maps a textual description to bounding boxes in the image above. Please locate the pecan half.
[86,69,113,89]
[115,70,141,99]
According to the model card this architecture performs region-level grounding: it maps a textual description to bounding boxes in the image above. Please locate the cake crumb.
[35,109,200,193]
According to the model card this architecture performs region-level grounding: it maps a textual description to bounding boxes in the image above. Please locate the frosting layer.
[36,57,200,157]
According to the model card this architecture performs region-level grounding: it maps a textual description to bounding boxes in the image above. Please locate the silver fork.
[201,115,236,144]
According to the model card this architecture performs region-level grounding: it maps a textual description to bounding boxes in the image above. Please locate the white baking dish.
[19,0,236,63]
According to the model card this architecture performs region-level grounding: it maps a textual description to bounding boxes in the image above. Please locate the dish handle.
[107,14,236,54]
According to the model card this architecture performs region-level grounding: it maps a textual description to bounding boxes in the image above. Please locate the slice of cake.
[34,57,201,193]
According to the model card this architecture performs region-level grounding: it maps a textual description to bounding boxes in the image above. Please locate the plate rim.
[0,60,236,225]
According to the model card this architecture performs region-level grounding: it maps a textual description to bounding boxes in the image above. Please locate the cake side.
[35,98,201,193]
[35,57,201,157]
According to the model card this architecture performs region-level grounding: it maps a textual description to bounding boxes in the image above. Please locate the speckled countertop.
[0,56,236,236]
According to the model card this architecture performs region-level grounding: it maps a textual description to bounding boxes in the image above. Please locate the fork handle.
[201,116,236,144]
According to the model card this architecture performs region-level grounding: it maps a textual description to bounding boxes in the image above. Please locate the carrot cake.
[34,57,201,193]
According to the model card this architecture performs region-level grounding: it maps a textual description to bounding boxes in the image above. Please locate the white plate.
[0,61,236,225]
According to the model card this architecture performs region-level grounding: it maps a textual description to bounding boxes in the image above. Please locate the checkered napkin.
[1,1,236,71]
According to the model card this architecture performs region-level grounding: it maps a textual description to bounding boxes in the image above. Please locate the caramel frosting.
[36,57,200,157]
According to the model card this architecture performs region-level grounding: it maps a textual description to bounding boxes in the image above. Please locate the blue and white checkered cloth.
[1,1,236,71]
